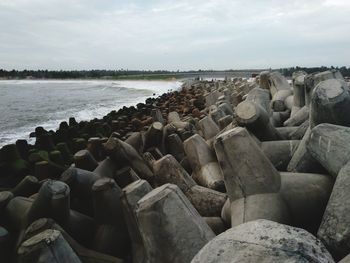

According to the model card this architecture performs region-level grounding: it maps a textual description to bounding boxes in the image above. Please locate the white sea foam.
[0,80,182,147]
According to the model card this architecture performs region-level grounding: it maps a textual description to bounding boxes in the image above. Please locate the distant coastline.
[0,69,266,81]
[1,67,350,81]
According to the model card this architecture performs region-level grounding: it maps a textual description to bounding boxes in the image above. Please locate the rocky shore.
[1,70,350,262]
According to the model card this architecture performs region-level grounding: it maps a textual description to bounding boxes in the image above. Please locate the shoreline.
[0,77,185,82]
[0,70,348,261]
[0,79,185,148]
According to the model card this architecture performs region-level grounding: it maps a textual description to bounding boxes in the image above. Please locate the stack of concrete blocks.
[191,70,350,262]
[2,70,350,262]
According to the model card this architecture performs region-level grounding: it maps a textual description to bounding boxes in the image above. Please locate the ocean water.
[0,79,182,147]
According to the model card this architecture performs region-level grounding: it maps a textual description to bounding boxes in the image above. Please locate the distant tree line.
[1,67,349,79]
[279,66,350,77]
[0,69,266,79]
[0,69,177,79]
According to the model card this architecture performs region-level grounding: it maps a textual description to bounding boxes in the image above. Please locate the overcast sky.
[0,0,349,70]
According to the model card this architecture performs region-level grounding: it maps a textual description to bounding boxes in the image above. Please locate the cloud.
[0,0,349,70]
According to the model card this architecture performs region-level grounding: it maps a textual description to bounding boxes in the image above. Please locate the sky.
[0,0,349,70]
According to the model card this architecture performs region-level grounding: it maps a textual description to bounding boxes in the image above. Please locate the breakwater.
[0,70,350,262]
[0,80,182,147]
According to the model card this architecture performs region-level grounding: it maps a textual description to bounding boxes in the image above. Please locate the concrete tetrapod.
[114,166,140,188]
[60,167,100,216]
[73,150,98,171]
[26,180,70,227]
[275,126,299,139]
[214,127,290,226]
[260,140,300,171]
[244,87,271,115]
[318,161,350,260]
[191,219,334,263]
[165,133,186,162]
[305,70,344,106]
[22,218,123,263]
[290,119,309,140]
[121,179,153,263]
[214,127,280,199]
[259,71,270,90]
[135,183,215,263]
[198,116,220,140]
[3,196,32,234]
[104,136,154,183]
[219,171,333,233]
[287,127,326,174]
[271,89,293,112]
[310,79,350,128]
[285,95,295,111]
[280,172,333,234]
[24,180,96,248]
[283,105,309,127]
[17,229,81,263]
[92,177,130,259]
[271,110,291,127]
[11,175,40,197]
[235,101,282,141]
[94,157,118,179]
[183,134,225,191]
[267,71,292,97]
[203,217,226,235]
[307,124,350,177]
[292,72,306,108]
[152,154,227,216]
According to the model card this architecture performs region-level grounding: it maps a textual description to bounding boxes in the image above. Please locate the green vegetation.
[1,67,349,80]
[0,69,178,79]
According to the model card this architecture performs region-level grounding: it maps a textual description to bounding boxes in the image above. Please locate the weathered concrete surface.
[17,229,81,263]
[136,184,215,263]
[305,70,344,106]
[22,218,123,263]
[245,87,271,114]
[192,219,334,263]
[292,71,306,107]
[121,179,153,263]
[230,193,290,227]
[310,79,350,128]
[261,140,300,171]
[287,127,325,174]
[104,136,154,182]
[198,116,220,140]
[280,172,333,234]
[92,178,130,258]
[268,71,292,97]
[290,119,309,140]
[339,254,350,263]
[284,105,309,127]
[214,127,281,201]
[271,89,293,112]
[220,198,231,227]
[318,161,350,260]
[26,180,70,226]
[185,185,227,217]
[235,101,282,141]
[204,217,226,235]
[183,134,224,191]
[152,154,226,216]
[307,124,350,177]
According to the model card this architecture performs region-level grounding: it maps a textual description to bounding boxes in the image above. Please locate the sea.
[0,79,182,147]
